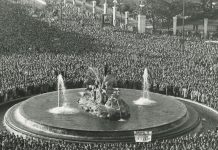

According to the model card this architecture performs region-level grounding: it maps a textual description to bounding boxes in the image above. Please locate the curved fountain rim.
[28,88,85,99]
[8,101,188,133]
[176,97,218,116]
[16,89,187,132]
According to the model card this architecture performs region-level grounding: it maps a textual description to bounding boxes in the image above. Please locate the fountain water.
[142,68,149,99]
[133,68,156,105]
[116,99,126,122]
[57,74,67,107]
[49,74,79,114]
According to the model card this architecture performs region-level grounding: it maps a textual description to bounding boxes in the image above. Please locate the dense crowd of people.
[1,0,218,149]
[0,129,218,150]
[1,0,218,110]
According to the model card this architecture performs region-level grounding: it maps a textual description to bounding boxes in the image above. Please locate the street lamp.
[82,0,86,12]
[139,1,145,15]
[24,71,28,95]
[117,2,123,26]
[137,0,146,33]
[182,0,185,51]
[113,0,118,26]
[82,0,86,22]
[60,0,63,31]
[113,0,118,8]
[212,2,216,9]
[92,1,96,15]
[104,0,108,14]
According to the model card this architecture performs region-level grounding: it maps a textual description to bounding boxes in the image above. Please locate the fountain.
[78,67,130,121]
[4,66,195,142]
[116,99,126,122]
[49,74,79,114]
[57,74,67,107]
[142,68,149,99]
[133,68,156,105]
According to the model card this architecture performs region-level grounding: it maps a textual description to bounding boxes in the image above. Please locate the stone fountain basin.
[4,88,195,142]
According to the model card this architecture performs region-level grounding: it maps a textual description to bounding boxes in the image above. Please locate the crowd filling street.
[1,0,218,149]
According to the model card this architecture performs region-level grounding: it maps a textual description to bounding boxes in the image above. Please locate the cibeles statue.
[78,66,130,121]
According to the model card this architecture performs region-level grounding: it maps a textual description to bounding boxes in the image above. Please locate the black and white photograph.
[1,0,218,149]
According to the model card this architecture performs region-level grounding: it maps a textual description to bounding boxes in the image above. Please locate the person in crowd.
[0,129,217,150]
[0,1,218,149]
[1,0,218,111]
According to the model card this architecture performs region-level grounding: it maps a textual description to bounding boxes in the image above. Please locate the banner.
[134,131,152,142]
[102,14,113,27]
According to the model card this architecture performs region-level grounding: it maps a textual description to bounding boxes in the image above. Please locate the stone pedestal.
[173,16,177,35]
[125,11,129,26]
[103,3,108,14]
[92,1,96,15]
[204,18,208,39]
[113,6,117,26]
[138,15,146,33]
